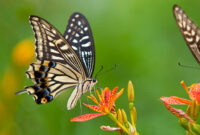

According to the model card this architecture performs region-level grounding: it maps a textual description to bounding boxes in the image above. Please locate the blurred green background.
[1,0,200,134]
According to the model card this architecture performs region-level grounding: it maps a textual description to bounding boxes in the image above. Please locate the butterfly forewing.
[63,12,95,77]
[173,5,200,64]
[30,15,86,76]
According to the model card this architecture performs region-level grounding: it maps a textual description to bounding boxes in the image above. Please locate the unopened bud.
[128,80,134,102]
[108,112,118,123]
[121,109,129,129]
[121,109,128,123]
[117,109,123,125]
[130,106,137,124]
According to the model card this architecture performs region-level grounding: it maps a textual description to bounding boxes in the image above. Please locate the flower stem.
[108,112,130,134]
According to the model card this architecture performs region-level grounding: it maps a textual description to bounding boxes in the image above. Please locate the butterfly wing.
[173,5,200,64]
[25,60,79,104]
[63,12,95,77]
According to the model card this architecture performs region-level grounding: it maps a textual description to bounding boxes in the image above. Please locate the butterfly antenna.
[95,64,117,78]
[178,62,200,70]
[100,64,117,75]
[95,65,104,78]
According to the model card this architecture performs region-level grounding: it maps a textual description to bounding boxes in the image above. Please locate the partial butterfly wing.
[64,12,95,77]
[25,60,79,104]
[173,5,200,64]
[16,15,90,110]
[29,15,86,75]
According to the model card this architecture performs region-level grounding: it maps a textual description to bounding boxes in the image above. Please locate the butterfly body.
[16,13,97,110]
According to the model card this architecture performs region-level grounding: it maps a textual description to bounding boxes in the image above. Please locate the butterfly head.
[92,78,97,83]
[91,78,98,87]
[87,78,98,91]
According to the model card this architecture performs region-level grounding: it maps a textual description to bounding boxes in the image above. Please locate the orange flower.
[188,83,200,103]
[161,81,200,106]
[160,81,200,123]
[71,87,124,122]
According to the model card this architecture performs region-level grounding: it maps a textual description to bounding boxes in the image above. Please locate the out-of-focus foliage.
[1,0,200,135]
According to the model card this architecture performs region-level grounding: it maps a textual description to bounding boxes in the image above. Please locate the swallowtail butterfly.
[173,5,200,63]
[16,12,97,110]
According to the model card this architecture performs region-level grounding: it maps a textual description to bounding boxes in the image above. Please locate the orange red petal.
[111,87,118,97]
[162,101,194,123]
[84,104,102,113]
[114,88,124,101]
[96,90,102,103]
[70,113,104,122]
[160,96,192,105]
[88,94,99,105]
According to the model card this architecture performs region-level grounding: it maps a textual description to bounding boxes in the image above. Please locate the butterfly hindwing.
[25,60,79,103]
[64,12,95,77]
[173,5,200,64]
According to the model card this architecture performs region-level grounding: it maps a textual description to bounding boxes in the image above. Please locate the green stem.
[108,112,130,134]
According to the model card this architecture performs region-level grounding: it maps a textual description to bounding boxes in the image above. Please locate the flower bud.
[121,109,129,129]
[117,109,123,125]
[108,112,118,123]
[128,80,134,102]
[121,109,128,123]
[130,106,137,124]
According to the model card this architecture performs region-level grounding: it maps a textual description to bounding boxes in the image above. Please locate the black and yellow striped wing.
[25,60,79,104]
[173,5,200,64]
[30,15,86,76]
